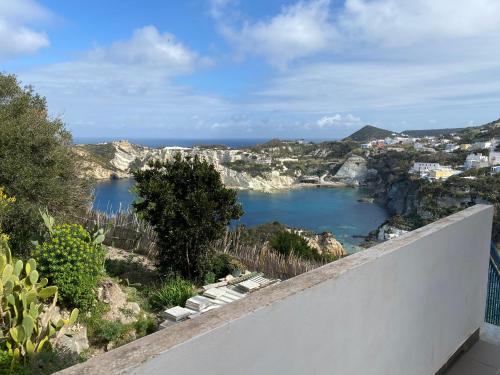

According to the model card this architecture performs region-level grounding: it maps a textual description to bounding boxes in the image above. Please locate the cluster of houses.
[409,163,461,180]
[409,138,500,180]
[361,136,419,150]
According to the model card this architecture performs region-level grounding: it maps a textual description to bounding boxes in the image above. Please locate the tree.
[0,73,91,254]
[133,154,243,280]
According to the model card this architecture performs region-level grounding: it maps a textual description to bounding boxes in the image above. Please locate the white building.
[360,143,372,149]
[409,162,443,174]
[464,153,489,169]
[444,144,459,153]
[471,140,492,150]
[413,142,424,150]
[492,166,500,174]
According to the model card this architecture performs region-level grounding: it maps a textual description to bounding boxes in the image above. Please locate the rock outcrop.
[292,229,346,257]
[307,232,346,257]
[98,279,141,324]
[77,141,296,192]
[334,156,368,184]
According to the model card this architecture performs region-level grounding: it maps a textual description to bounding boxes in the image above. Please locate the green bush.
[133,154,243,281]
[149,276,195,310]
[33,217,105,310]
[209,253,244,280]
[0,74,91,256]
[270,230,319,261]
[93,321,125,344]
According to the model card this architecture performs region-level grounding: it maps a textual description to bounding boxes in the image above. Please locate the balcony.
[57,204,498,375]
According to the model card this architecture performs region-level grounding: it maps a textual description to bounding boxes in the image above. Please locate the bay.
[92,179,388,248]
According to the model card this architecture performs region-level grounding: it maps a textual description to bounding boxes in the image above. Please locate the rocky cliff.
[334,155,370,185]
[76,141,295,192]
[306,232,346,257]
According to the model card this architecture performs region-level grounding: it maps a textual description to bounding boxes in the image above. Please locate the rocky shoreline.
[76,140,371,192]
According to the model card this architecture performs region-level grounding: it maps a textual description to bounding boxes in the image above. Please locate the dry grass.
[78,210,321,280]
[77,209,158,257]
[214,228,321,280]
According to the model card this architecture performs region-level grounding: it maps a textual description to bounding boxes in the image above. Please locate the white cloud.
[341,0,500,47]
[214,0,337,67]
[89,26,210,73]
[248,60,500,118]
[18,26,229,137]
[0,0,51,59]
[317,114,361,128]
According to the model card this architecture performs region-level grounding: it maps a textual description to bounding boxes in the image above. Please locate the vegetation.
[223,159,273,177]
[0,74,91,256]
[133,154,243,281]
[148,276,195,311]
[83,303,156,348]
[419,172,500,244]
[270,230,317,260]
[33,213,106,310]
[204,253,244,284]
[0,238,78,369]
[402,127,465,137]
[343,125,393,142]
[214,226,321,280]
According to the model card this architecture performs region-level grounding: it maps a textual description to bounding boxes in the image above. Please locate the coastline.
[94,175,354,193]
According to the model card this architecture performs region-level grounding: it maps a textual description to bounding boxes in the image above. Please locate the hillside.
[343,125,394,142]
[402,128,466,137]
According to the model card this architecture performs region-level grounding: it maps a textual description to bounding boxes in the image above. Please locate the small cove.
[93,179,388,250]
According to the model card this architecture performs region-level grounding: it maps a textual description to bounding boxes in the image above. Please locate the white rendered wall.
[59,205,494,375]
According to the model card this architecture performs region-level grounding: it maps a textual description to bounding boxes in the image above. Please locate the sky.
[2,0,500,139]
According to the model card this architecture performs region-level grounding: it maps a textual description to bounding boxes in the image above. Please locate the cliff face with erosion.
[334,155,369,185]
[76,141,295,192]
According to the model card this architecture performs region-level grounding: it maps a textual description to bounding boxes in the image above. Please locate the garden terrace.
[58,205,496,375]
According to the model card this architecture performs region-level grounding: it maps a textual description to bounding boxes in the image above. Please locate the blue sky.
[2,0,500,139]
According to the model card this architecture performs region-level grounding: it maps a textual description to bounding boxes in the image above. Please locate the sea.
[73,137,334,148]
[93,179,388,250]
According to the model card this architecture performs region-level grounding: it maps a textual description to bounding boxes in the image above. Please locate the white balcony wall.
[58,205,494,375]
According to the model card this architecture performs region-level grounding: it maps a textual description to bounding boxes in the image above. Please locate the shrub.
[33,213,105,310]
[93,321,125,344]
[148,276,195,310]
[133,154,243,281]
[209,253,244,280]
[270,230,319,261]
[133,316,157,338]
[0,238,78,367]
[0,74,91,256]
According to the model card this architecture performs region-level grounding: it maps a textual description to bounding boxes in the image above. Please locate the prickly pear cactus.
[0,238,78,362]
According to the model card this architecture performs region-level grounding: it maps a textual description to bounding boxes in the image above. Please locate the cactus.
[0,237,78,364]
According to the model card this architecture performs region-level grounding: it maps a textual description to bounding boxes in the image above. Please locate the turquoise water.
[93,179,388,247]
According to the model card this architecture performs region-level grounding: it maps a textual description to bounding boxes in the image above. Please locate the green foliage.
[148,276,195,311]
[222,160,273,177]
[387,212,425,231]
[0,74,91,256]
[94,320,125,344]
[206,253,244,283]
[238,222,287,246]
[270,230,319,261]
[0,240,78,367]
[133,154,243,280]
[132,316,156,338]
[33,215,105,310]
[368,151,416,184]
[83,301,157,348]
[11,347,81,375]
[420,172,500,244]
[0,350,13,373]
[344,125,393,142]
